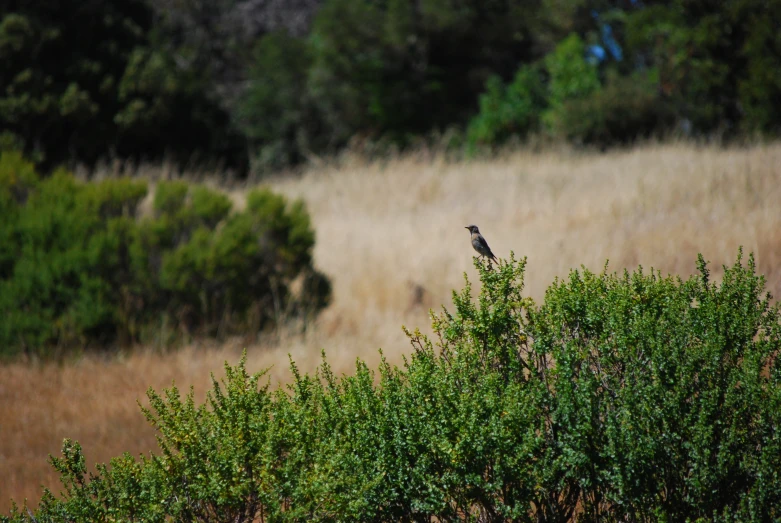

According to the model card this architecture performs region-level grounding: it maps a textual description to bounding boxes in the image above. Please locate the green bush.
[467,33,676,149]
[0,150,37,279]
[466,64,547,150]
[550,70,675,146]
[152,180,189,217]
[0,153,330,357]
[542,33,602,135]
[0,163,148,350]
[7,250,781,521]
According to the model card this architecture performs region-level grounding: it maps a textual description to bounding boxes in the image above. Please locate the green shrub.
[0,168,146,350]
[466,64,547,150]
[550,70,675,146]
[190,185,232,228]
[152,180,189,217]
[8,250,781,521]
[246,189,315,272]
[153,187,324,337]
[0,155,330,357]
[543,33,602,134]
[0,151,38,279]
[529,251,781,520]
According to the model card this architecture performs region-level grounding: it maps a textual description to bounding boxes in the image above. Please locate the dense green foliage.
[5,0,780,172]
[467,0,781,148]
[0,152,330,357]
[238,0,540,168]
[466,65,547,150]
[0,0,246,172]
[241,0,781,162]
[6,251,781,520]
[623,0,781,136]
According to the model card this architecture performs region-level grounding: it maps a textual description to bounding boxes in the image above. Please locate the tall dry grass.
[2,142,781,513]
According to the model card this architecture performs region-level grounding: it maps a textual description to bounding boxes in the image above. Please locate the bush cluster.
[7,251,781,521]
[0,152,330,357]
[466,32,679,149]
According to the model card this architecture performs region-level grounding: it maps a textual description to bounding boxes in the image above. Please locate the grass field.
[2,141,781,513]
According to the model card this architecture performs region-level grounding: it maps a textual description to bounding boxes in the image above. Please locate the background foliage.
[0,0,247,172]
[5,251,781,521]
[3,0,781,173]
[0,152,331,358]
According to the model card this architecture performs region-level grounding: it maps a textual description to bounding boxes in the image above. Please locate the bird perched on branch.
[465,225,497,262]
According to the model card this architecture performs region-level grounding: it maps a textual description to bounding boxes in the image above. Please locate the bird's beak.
[464,226,469,230]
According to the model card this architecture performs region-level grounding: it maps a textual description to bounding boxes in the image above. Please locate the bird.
[465,225,497,262]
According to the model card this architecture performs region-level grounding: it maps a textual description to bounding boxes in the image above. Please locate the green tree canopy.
[0,0,246,172]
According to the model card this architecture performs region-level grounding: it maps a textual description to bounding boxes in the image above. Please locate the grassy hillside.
[2,141,781,513]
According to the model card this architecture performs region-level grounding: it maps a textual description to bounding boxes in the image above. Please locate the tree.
[0,0,246,172]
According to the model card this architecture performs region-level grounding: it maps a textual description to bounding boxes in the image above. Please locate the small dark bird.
[465,225,497,262]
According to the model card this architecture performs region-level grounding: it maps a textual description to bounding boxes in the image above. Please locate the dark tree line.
[0,0,241,171]
[2,0,780,174]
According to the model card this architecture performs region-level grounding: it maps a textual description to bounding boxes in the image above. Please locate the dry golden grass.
[3,141,781,513]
